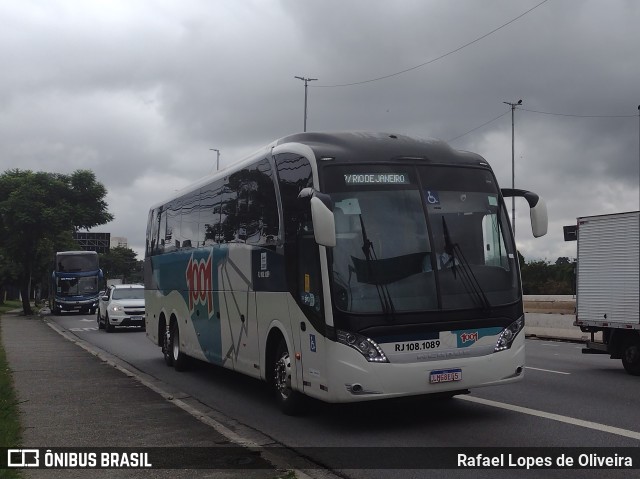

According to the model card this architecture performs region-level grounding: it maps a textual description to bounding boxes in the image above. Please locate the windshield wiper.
[442,217,491,312]
[358,214,396,320]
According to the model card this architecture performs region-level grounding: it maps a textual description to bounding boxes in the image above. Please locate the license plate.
[129,316,143,321]
[429,368,462,384]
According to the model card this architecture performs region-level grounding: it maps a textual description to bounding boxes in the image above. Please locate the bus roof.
[275,131,487,166]
[148,131,490,211]
[56,251,98,256]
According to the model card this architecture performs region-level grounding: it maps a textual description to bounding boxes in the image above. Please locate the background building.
[73,232,110,254]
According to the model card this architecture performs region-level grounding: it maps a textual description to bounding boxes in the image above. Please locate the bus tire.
[163,325,174,367]
[272,338,303,415]
[621,338,640,376]
[171,322,189,371]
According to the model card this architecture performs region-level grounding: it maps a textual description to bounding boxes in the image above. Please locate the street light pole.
[294,76,318,132]
[503,99,522,237]
[210,148,220,171]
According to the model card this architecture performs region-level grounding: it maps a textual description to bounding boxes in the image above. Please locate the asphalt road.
[49,312,640,479]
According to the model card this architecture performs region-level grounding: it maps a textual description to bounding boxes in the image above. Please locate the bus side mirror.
[298,188,336,247]
[501,188,548,238]
[310,196,336,247]
[529,198,548,238]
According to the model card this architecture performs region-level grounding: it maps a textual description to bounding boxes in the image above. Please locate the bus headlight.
[494,316,525,352]
[336,330,389,363]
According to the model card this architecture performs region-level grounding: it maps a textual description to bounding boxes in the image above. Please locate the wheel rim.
[275,351,292,400]
[172,327,180,361]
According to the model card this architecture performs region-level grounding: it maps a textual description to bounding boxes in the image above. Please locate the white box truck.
[573,211,640,375]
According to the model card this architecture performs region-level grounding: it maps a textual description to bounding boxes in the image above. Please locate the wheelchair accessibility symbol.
[425,190,440,205]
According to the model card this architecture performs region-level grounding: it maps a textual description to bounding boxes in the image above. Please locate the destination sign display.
[344,173,410,185]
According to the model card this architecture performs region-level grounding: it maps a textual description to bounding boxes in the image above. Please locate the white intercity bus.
[144,132,548,414]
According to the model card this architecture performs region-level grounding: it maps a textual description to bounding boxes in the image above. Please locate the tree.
[520,256,576,295]
[100,246,142,284]
[0,169,113,314]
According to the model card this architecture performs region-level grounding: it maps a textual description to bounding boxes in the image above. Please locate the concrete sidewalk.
[0,313,298,478]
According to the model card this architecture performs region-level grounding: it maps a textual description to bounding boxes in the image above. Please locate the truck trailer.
[573,211,640,375]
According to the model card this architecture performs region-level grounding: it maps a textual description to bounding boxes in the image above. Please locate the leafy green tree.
[100,246,142,284]
[0,169,113,314]
[521,257,576,295]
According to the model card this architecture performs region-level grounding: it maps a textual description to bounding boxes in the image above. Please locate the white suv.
[97,284,145,332]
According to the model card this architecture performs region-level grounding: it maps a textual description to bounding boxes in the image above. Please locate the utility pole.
[503,99,522,237]
[209,148,220,171]
[294,76,317,132]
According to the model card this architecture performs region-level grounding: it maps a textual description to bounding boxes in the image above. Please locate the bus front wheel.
[272,338,303,415]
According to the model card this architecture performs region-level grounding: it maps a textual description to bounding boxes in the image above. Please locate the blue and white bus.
[51,250,102,315]
[144,132,547,414]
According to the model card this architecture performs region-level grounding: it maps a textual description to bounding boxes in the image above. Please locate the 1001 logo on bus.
[185,253,214,317]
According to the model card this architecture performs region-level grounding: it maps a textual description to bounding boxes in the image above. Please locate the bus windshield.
[324,164,518,313]
[56,276,99,297]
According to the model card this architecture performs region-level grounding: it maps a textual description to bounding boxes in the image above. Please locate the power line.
[447,104,637,144]
[447,110,511,143]
[316,0,549,88]
[518,107,637,118]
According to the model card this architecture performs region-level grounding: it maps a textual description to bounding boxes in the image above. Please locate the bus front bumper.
[319,333,525,403]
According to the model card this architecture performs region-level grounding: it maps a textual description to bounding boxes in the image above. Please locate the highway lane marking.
[525,366,570,375]
[460,396,640,440]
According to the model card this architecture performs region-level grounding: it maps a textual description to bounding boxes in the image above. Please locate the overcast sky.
[1,0,638,261]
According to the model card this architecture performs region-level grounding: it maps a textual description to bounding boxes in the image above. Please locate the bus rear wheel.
[170,322,189,371]
[162,325,173,366]
[272,338,303,415]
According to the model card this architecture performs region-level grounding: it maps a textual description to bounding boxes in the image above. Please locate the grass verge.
[1,301,24,478]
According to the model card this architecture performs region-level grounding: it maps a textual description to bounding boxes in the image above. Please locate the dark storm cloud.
[0,0,637,259]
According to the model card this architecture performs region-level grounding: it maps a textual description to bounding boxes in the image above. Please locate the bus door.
[296,217,329,397]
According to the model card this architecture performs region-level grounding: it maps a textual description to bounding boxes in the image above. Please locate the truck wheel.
[621,339,640,376]
[272,338,303,415]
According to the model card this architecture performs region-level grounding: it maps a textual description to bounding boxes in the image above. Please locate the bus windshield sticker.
[344,173,410,185]
[425,190,440,205]
[335,198,361,215]
[488,195,498,206]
